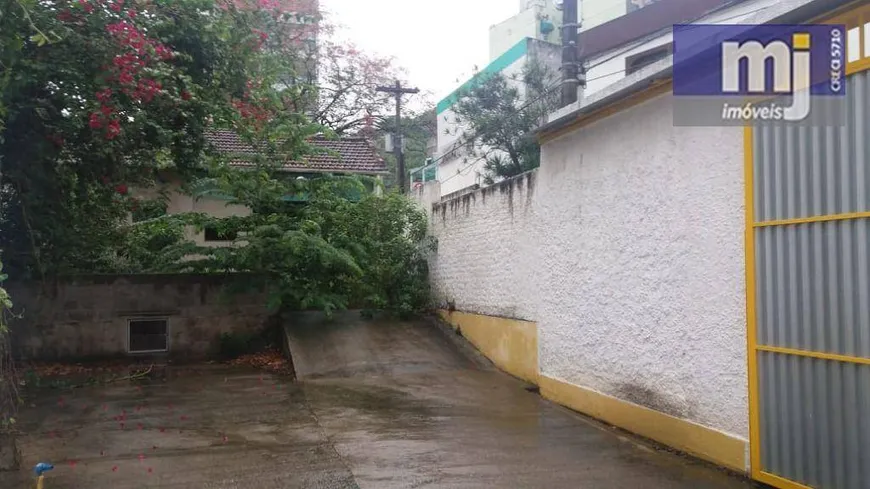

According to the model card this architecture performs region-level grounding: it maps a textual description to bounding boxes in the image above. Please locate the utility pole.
[376,80,420,193]
[561,0,584,107]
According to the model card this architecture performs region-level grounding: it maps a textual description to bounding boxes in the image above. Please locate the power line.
[434,63,638,183]
[430,3,777,187]
[583,4,774,73]
[429,79,564,184]
[377,81,419,193]
[433,64,641,186]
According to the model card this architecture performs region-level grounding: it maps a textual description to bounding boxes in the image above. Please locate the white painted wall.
[491,1,562,62]
[436,153,485,197]
[582,0,626,30]
[428,174,539,322]
[583,0,777,96]
[490,9,540,62]
[421,93,748,441]
[136,176,252,247]
[536,94,747,439]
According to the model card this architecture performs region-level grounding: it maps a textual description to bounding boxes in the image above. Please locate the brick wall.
[6,275,271,361]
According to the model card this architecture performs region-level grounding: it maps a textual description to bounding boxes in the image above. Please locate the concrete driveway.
[0,313,757,488]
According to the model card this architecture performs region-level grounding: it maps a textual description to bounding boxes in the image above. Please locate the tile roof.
[205,129,388,175]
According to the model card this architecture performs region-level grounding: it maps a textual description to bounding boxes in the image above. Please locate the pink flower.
[119,71,134,85]
[181,91,192,101]
[89,113,103,129]
[154,45,173,60]
[57,9,75,22]
[106,120,122,140]
[115,183,128,195]
[96,88,113,103]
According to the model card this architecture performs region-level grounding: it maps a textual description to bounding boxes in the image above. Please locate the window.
[625,43,673,75]
[128,318,169,354]
[204,226,238,242]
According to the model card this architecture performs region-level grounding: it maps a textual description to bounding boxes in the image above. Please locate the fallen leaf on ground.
[227,349,291,374]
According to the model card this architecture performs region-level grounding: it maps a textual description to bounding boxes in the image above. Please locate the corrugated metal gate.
[746,64,870,489]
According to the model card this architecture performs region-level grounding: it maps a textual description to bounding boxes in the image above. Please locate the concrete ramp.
[283,311,488,380]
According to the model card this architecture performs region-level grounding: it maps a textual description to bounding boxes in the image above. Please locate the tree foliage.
[299,39,405,136]
[449,59,560,184]
[378,109,436,189]
[0,258,16,431]
[0,0,435,320]
[128,163,435,316]
[0,0,320,278]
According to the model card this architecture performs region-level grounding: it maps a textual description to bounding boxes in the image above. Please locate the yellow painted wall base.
[539,376,748,473]
[438,310,539,385]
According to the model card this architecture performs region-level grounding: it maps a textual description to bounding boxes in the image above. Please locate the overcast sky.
[320,0,520,109]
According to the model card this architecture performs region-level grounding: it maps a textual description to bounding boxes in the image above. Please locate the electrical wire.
[430,3,777,186]
[582,4,774,73]
[434,63,644,185]
[434,80,564,186]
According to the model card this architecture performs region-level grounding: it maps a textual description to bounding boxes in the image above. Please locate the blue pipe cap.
[34,463,54,476]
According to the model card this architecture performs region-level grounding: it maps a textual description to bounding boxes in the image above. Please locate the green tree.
[1,0,435,319]
[0,0,320,278]
[377,109,436,190]
[161,155,434,316]
[299,40,406,136]
[449,59,560,184]
[0,257,17,448]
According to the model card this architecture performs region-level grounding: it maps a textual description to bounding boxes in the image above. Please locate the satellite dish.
[554,0,564,10]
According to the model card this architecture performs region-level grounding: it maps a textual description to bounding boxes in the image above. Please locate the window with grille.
[127,318,169,353]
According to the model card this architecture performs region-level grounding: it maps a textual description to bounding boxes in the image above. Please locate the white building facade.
[434,39,560,198]
[429,0,630,199]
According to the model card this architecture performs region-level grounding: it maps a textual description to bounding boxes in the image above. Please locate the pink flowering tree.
[0,0,321,276]
[303,39,405,136]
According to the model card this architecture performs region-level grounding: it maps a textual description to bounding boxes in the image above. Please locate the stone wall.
[6,275,270,361]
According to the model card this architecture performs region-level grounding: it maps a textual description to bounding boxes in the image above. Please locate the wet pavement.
[0,313,758,488]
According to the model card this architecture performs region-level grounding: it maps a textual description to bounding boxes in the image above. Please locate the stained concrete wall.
[7,275,270,361]
[428,173,539,322]
[420,93,749,457]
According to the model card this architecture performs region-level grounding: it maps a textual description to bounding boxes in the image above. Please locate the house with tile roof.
[139,131,388,246]
[205,130,389,175]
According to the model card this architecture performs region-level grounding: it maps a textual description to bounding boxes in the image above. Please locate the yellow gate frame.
[745,3,870,488]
